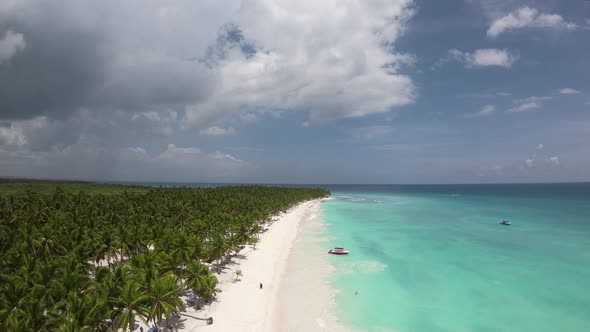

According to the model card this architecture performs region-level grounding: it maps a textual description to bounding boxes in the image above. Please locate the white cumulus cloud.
[184,0,417,127]
[0,116,54,148]
[199,126,237,137]
[130,111,178,136]
[0,30,25,63]
[159,144,201,158]
[1,0,417,129]
[559,88,580,95]
[127,147,147,156]
[465,104,495,118]
[446,48,518,68]
[210,150,243,163]
[523,144,560,170]
[508,102,539,113]
[508,96,551,113]
[0,125,26,146]
[487,6,577,38]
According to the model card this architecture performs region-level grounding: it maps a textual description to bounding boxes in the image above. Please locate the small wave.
[447,194,461,197]
[334,195,381,204]
[334,195,367,201]
[339,260,388,274]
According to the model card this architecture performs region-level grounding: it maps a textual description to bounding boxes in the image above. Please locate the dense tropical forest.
[0,183,329,331]
[0,179,149,196]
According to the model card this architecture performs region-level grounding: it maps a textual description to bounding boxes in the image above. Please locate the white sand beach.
[174,198,328,331]
[279,198,346,331]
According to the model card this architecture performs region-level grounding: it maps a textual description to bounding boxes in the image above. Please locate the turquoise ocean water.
[321,184,590,332]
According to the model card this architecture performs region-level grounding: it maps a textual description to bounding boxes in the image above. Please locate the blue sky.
[0,0,589,183]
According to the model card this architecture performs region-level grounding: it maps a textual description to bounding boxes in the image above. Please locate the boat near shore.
[328,247,350,255]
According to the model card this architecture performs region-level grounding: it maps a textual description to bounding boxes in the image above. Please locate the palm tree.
[173,201,192,231]
[110,281,148,332]
[4,312,30,332]
[98,230,118,267]
[199,275,219,303]
[146,273,183,329]
[234,269,242,282]
[209,233,227,272]
[58,291,107,332]
[154,251,177,276]
[116,224,131,263]
[131,251,159,289]
[20,298,53,331]
[182,260,210,308]
[168,232,195,273]
[0,275,28,327]
[247,236,259,250]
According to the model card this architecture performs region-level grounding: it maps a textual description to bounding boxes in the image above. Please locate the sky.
[0,0,589,184]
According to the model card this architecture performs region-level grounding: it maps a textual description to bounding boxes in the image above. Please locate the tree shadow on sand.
[158,312,213,331]
[157,314,186,331]
[214,252,249,273]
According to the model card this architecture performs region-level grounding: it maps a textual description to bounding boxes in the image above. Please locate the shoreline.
[278,197,348,331]
[176,198,326,331]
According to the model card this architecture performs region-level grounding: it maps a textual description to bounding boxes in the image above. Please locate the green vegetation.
[0,178,149,196]
[0,185,329,331]
[234,269,242,282]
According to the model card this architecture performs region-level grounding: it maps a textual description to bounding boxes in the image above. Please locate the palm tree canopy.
[0,185,329,329]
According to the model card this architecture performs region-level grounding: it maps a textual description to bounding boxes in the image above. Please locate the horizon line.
[2,176,589,187]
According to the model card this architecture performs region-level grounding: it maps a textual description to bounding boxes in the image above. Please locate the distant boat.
[328,247,350,255]
[500,220,511,225]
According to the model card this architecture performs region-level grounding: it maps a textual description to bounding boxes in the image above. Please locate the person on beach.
[260,282,263,289]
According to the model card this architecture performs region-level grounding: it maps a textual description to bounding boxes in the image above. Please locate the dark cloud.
[0,1,217,120]
[0,141,250,182]
[0,3,106,119]
[0,0,429,183]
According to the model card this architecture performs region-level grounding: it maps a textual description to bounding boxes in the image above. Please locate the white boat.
[500,220,511,225]
[328,247,350,255]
